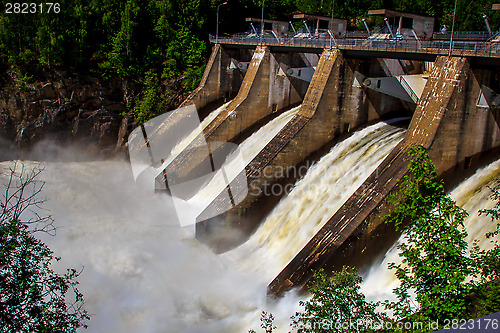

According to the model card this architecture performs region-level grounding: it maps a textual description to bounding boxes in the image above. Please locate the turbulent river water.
[1,116,500,332]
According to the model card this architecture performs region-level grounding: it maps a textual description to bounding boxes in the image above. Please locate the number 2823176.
[5,3,60,14]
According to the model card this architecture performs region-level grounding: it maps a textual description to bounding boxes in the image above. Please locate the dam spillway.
[163,41,500,297]
[223,121,406,281]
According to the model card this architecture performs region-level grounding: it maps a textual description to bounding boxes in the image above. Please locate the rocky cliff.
[0,68,137,157]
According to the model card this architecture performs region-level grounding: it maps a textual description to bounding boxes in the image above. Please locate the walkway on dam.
[210,35,500,63]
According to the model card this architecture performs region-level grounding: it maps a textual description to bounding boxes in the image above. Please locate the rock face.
[0,68,136,156]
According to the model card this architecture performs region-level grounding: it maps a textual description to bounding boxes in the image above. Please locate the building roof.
[292,13,346,23]
[493,4,500,10]
[368,9,434,20]
[245,17,288,24]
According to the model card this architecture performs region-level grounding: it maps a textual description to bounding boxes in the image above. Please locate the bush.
[0,163,89,332]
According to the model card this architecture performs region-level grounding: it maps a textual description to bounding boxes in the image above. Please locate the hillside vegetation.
[0,0,499,124]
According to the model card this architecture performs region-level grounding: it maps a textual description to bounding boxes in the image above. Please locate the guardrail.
[432,31,491,41]
[210,35,500,58]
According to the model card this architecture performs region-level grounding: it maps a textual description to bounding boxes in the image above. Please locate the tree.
[249,311,277,333]
[291,268,386,333]
[133,69,169,124]
[249,145,500,332]
[248,268,384,333]
[472,177,500,318]
[384,146,474,325]
[0,163,89,332]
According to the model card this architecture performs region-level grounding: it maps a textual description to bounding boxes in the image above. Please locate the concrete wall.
[180,44,247,113]
[203,46,305,144]
[196,50,412,251]
[429,67,500,173]
[171,46,309,182]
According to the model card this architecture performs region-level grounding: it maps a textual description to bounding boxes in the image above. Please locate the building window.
[402,17,414,29]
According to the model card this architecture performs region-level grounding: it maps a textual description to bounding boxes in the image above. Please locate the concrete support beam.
[286,67,316,82]
[355,73,427,104]
[168,46,305,185]
[202,46,303,144]
[427,67,500,174]
[229,59,250,72]
[196,51,411,251]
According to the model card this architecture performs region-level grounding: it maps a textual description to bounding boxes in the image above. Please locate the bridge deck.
[212,36,500,64]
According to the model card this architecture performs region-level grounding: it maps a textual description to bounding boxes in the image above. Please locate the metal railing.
[432,31,491,41]
[209,34,500,58]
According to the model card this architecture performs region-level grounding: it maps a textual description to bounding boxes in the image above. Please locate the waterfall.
[224,120,407,280]
[361,158,500,303]
[157,101,230,171]
[0,160,282,333]
[0,105,302,333]
[188,106,300,213]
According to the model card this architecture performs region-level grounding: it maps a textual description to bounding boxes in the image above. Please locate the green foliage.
[291,267,386,333]
[184,64,206,92]
[249,311,277,333]
[475,278,500,318]
[479,178,500,238]
[1,0,497,95]
[250,146,500,333]
[0,163,89,332]
[384,146,473,324]
[133,70,168,124]
[472,177,500,317]
[0,0,209,84]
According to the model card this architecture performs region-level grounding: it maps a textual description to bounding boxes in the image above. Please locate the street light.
[448,0,458,57]
[216,2,228,44]
[261,0,265,44]
[483,14,492,36]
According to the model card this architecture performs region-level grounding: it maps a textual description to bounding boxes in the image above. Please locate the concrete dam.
[159,37,500,297]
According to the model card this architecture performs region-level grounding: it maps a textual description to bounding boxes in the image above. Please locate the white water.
[0,160,301,333]
[361,158,500,303]
[224,120,406,280]
[0,119,404,332]
[4,116,500,332]
[0,106,302,333]
[155,101,230,174]
[188,106,300,215]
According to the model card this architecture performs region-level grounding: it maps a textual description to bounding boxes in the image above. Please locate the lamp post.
[261,0,265,44]
[448,0,458,57]
[483,14,492,36]
[216,2,228,44]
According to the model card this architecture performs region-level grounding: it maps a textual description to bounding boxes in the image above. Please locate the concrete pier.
[180,44,246,112]
[175,43,500,295]
[196,49,412,250]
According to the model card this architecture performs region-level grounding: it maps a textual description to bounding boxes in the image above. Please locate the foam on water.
[225,121,406,280]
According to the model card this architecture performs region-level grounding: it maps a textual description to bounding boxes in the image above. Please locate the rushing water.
[0,160,300,333]
[152,101,231,174]
[188,106,300,216]
[224,120,407,280]
[2,116,500,332]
